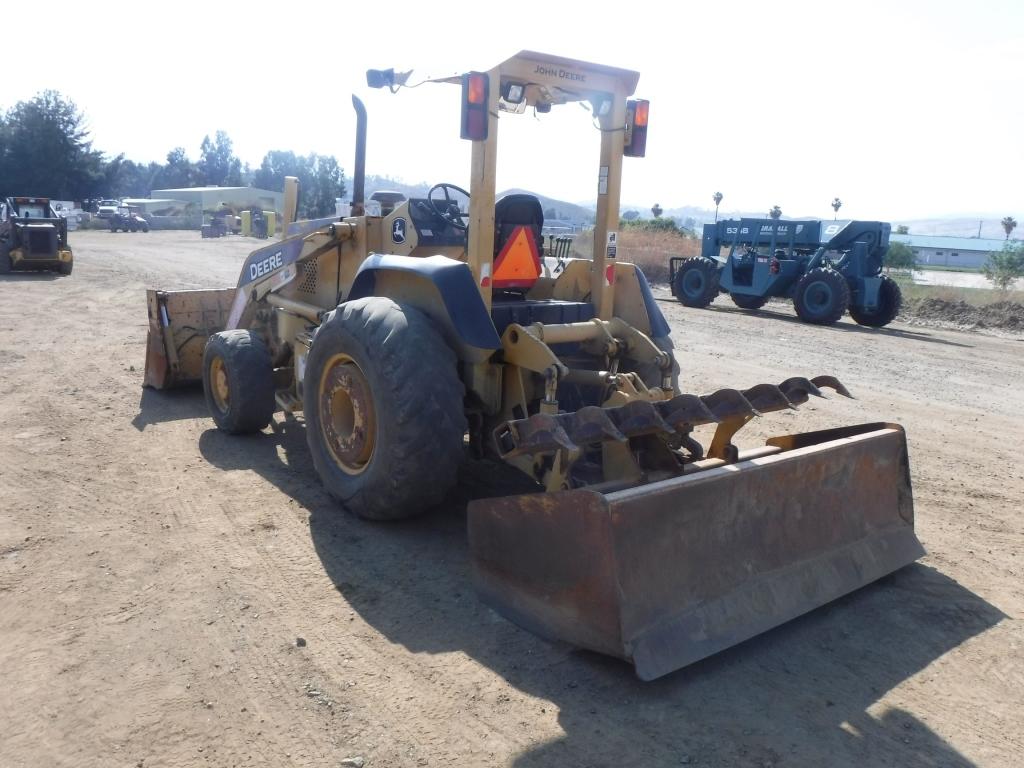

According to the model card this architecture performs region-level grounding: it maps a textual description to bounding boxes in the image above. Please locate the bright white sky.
[5,0,1021,220]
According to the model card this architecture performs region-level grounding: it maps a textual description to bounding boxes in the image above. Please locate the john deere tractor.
[144,51,922,680]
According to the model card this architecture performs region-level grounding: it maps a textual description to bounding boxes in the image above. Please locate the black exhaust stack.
[351,95,367,217]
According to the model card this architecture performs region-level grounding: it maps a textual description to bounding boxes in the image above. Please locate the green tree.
[651,202,663,218]
[197,130,242,187]
[884,241,917,272]
[0,90,105,199]
[154,147,196,189]
[712,191,723,222]
[982,242,1024,290]
[768,205,782,220]
[895,224,910,235]
[104,155,162,198]
[252,150,346,217]
[1002,216,1017,240]
[253,150,304,193]
[304,154,346,218]
[831,197,842,219]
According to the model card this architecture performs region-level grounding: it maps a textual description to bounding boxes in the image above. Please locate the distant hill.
[361,176,594,227]
[363,178,1014,239]
[627,203,1017,240]
[499,188,594,227]
[364,175,432,201]
[890,218,1012,239]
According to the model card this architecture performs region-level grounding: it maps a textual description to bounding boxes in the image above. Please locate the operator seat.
[494,194,543,256]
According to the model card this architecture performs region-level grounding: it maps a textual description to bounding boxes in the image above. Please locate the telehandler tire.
[58,260,73,276]
[793,267,850,325]
[202,330,275,434]
[849,275,902,328]
[730,293,767,310]
[304,297,466,521]
[0,249,11,274]
[672,257,720,308]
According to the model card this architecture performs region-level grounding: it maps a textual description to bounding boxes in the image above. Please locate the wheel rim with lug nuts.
[683,270,705,297]
[806,281,833,313]
[210,356,231,413]
[319,354,376,475]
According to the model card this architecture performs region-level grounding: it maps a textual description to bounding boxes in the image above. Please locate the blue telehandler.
[670,218,902,326]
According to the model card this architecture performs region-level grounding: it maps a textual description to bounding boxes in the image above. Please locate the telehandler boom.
[144,51,922,680]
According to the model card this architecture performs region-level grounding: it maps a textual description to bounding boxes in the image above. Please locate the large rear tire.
[793,267,850,325]
[58,259,73,276]
[730,293,767,310]
[672,257,720,308]
[202,330,275,434]
[304,297,466,521]
[849,276,902,327]
[0,248,11,274]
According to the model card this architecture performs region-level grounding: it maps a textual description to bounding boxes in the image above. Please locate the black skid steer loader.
[144,51,922,680]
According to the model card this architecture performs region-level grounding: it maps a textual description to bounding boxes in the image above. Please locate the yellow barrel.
[240,210,251,236]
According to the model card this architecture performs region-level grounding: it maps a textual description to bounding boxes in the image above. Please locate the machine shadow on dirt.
[696,301,976,349]
[0,271,60,283]
[131,387,212,431]
[185,408,1005,768]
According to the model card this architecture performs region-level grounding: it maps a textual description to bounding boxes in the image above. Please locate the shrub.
[982,242,1024,290]
[884,241,917,272]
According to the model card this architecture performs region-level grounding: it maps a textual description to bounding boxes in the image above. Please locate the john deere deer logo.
[392,218,406,244]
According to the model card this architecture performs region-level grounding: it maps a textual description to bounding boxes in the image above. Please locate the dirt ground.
[1,231,1022,768]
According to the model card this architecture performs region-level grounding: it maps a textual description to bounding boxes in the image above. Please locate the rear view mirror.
[366,69,395,89]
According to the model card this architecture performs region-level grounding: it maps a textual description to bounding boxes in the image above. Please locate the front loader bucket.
[468,422,923,680]
[144,288,236,389]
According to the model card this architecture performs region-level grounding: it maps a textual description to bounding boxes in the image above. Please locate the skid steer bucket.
[468,422,923,680]
[144,288,235,389]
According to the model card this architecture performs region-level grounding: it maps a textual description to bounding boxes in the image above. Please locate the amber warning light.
[461,72,489,141]
[624,99,649,158]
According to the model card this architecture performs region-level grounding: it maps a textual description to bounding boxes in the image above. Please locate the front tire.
[58,259,73,276]
[672,257,720,308]
[304,297,466,521]
[793,267,850,325]
[202,330,275,434]
[849,276,902,327]
[730,292,767,310]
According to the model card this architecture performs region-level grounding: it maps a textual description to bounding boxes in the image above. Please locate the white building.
[148,186,283,214]
[890,233,1015,269]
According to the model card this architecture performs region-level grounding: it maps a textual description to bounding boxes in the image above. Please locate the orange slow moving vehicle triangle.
[492,225,541,288]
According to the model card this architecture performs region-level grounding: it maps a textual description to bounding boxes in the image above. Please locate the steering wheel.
[427,183,471,231]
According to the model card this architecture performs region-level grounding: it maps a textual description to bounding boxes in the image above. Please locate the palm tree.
[832,197,842,220]
[713,191,723,223]
[1002,216,1017,240]
[769,205,782,220]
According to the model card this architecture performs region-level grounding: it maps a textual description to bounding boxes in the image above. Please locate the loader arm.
[144,222,356,389]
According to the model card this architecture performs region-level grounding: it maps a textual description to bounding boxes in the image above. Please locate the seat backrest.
[494,194,543,256]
